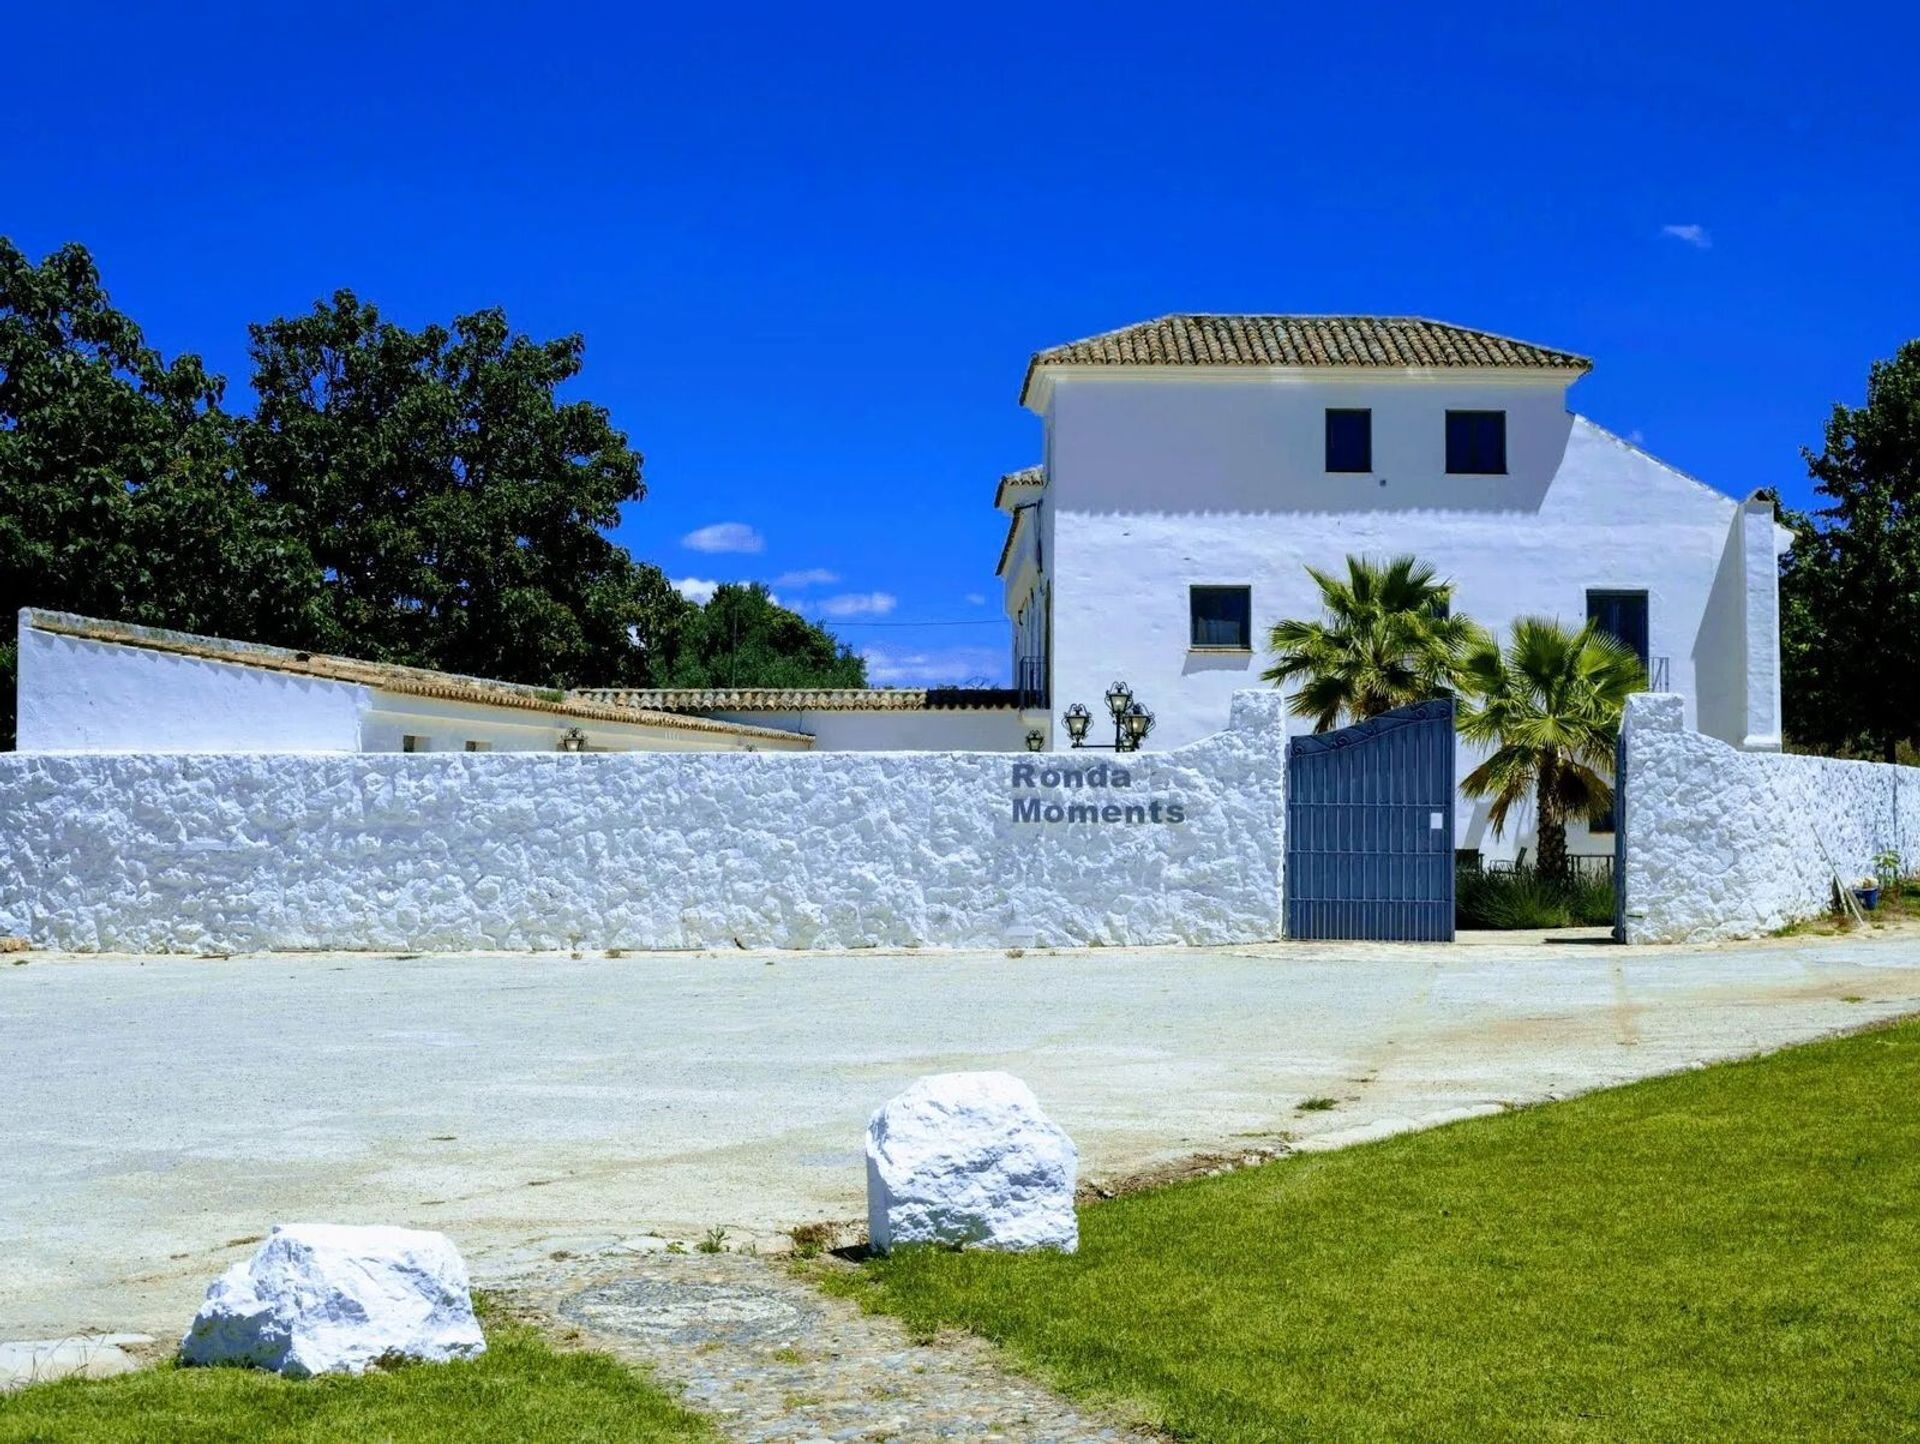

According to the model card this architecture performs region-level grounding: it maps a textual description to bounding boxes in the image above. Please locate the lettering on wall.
[1008,760,1188,825]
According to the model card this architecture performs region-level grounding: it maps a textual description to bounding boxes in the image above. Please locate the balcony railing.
[1642,655,1670,692]
[1014,654,1048,709]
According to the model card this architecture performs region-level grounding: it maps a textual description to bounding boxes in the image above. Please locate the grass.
[1456,865,1615,929]
[826,1019,1920,1442]
[0,1302,712,1444]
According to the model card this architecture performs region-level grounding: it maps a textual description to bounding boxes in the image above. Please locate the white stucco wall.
[0,692,1286,954]
[360,694,800,753]
[1040,374,1771,861]
[1619,693,1920,943]
[16,626,369,753]
[703,708,1034,752]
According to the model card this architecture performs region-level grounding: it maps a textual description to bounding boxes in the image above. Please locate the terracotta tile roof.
[24,610,812,746]
[993,463,1045,510]
[1021,314,1591,403]
[578,687,1026,713]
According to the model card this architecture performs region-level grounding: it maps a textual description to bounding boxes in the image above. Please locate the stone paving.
[506,1249,1152,1443]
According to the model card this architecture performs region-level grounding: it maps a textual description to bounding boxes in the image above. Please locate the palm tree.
[1263,555,1485,731]
[1456,616,1647,878]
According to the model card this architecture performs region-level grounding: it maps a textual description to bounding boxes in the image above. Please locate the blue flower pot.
[1854,886,1881,911]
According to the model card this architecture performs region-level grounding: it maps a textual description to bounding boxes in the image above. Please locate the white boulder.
[179,1223,485,1377]
[865,1071,1078,1254]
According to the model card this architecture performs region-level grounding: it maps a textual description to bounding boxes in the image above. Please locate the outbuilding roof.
[23,610,811,746]
[1021,314,1591,404]
[578,687,1029,713]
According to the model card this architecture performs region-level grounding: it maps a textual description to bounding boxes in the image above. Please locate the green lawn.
[0,1305,711,1444]
[829,1019,1920,1442]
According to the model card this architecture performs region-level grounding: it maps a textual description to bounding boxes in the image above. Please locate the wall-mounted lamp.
[1024,728,1046,752]
[1064,683,1154,752]
[558,727,587,753]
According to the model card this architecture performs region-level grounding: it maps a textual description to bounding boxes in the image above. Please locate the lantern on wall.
[1025,729,1046,752]
[558,727,587,752]
[1062,685,1153,752]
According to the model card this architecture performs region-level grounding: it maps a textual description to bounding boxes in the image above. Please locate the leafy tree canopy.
[1780,340,1920,761]
[0,240,862,746]
[658,583,866,689]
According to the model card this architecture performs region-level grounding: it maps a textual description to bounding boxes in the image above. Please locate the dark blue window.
[1445,410,1507,474]
[1325,409,1372,472]
[1586,590,1649,665]
[1191,586,1252,649]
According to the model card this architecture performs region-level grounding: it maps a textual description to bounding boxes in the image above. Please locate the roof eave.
[1025,360,1587,411]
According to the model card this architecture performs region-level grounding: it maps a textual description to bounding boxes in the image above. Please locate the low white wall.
[0,693,1285,954]
[1619,693,1920,942]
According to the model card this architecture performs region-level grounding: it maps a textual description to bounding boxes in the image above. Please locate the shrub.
[1456,865,1615,930]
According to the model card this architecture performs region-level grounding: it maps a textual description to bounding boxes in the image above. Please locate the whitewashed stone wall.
[0,693,1285,954]
[1620,693,1920,943]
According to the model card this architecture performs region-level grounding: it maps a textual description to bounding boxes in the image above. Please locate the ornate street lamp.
[1024,729,1046,752]
[1063,684,1153,751]
[558,727,587,752]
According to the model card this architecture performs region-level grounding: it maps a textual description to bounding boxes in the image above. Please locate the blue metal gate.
[1285,699,1456,942]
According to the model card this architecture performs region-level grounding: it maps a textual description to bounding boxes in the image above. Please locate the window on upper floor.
[1446,410,1507,474]
[401,734,427,752]
[1325,408,1372,473]
[1190,585,1253,650]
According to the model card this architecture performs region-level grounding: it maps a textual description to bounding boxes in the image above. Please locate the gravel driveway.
[4,931,1917,1341]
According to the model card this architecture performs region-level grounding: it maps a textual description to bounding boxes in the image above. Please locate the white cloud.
[1660,223,1711,250]
[772,568,840,590]
[671,576,719,604]
[861,644,1006,687]
[680,521,765,554]
[964,592,988,606]
[813,591,898,619]
[1628,428,1646,446]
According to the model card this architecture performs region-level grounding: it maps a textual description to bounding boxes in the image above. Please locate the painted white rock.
[179,1224,484,1377]
[865,1071,1078,1254]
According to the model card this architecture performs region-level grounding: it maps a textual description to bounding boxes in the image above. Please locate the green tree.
[238,292,683,689]
[660,583,866,688]
[1457,617,1645,879]
[1780,341,1920,761]
[1262,554,1484,730]
[1,242,866,746]
[0,239,325,747]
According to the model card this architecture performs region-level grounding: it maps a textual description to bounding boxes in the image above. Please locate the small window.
[1586,590,1650,666]
[1190,585,1252,650]
[1446,410,1507,474]
[464,740,491,752]
[1325,409,1372,473]
[401,734,427,753]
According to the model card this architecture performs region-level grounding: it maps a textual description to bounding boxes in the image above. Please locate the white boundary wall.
[0,694,1285,954]
[1619,693,1920,942]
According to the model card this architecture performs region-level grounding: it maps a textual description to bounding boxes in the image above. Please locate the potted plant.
[1853,875,1881,911]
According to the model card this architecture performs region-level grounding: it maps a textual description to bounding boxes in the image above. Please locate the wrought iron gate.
[1284,699,1456,942]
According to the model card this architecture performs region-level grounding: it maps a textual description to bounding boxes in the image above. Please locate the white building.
[14,611,811,754]
[1000,314,1785,861]
[13,611,1039,755]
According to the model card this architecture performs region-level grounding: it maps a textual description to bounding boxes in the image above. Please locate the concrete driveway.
[4,932,1918,1341]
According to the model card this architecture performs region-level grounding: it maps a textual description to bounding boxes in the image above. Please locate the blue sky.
[7,2,1915,684]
